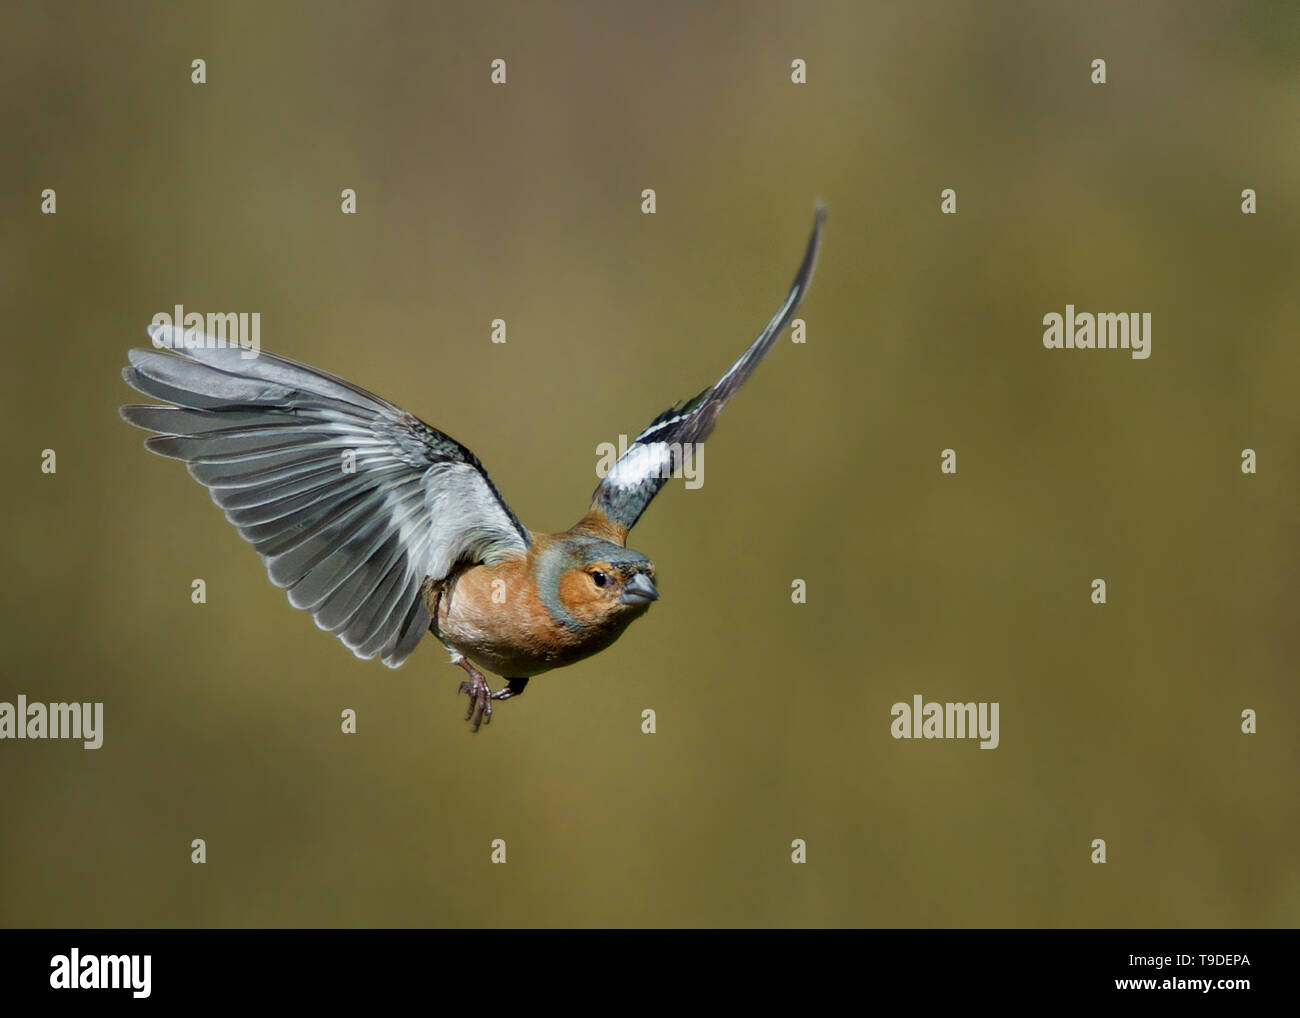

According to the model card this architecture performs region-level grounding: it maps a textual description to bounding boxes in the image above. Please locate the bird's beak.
[620,573,660,605]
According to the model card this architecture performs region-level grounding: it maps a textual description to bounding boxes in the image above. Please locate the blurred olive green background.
[2,1,1297,928]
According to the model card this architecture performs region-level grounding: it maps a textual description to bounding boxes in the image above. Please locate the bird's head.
[537,536,659,634]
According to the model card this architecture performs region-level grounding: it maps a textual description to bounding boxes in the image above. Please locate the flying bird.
[121,206,825,730]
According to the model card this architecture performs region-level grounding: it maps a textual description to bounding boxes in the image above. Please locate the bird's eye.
[590,570,608,588]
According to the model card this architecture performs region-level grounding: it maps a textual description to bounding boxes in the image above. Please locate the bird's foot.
[494,676,529,700]
[455,662,528,732]
[456,658,495,732]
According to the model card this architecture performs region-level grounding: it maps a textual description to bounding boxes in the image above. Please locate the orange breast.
[429,534,643,678]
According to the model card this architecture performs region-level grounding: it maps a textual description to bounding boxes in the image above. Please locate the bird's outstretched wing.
[583,204,825,542]
[121,331,529,668]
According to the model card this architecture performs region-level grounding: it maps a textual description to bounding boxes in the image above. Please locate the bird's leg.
[455,657,495,732]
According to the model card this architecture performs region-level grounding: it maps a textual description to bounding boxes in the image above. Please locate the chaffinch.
[121,206,824,730]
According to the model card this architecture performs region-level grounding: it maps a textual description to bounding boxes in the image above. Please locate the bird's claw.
[456,659,510,732]
[457,676,493,732]
[455,660,527,732]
